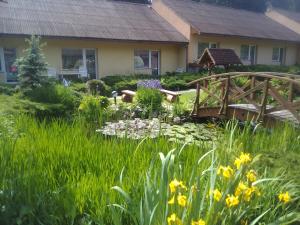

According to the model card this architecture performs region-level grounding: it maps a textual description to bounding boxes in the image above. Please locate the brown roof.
[0,0,188,43]
[198,48,242,66]
[274,8,300,24]
[161,0,300,42]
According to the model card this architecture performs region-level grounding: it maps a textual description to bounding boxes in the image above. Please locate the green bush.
[114,80,138,93]
[70,82,88,94]
[136,88,163,117]
[78,95,110,122]
[23,84,80,118]
[0,83,15,95]
[86,79,111,96]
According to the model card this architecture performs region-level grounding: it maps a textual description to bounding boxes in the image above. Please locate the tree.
[16,35,48,92]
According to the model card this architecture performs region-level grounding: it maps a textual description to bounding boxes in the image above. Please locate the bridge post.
[193,81,201,115]
[219,76,230,115]
[250,76,256,100]
[257,78,269,121]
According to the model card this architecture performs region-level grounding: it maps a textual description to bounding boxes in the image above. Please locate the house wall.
[189,34,299,65]
[0,37,187,81]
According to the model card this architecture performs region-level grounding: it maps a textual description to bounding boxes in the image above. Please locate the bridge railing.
[188,72,300,123]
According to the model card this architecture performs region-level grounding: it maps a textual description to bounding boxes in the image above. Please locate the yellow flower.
[278,192,291,204]
[168,213,182,225]
[169,179,180,193]
[212,189,222,202]
[191,185,198,194]
[234,152,252,169]
[169,179,187,193]
[177,194,187,207]
[235,182,247,196]
[243,187,254,202]
[191,219,206,225]
[246,170,257,183]
[218,166,234,179]
[241,219,248,225]
[168,195,175,205]
[226,195,239,207]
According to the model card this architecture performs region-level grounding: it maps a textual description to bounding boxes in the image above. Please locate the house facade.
[0,0,188,83]
[1,0,300,84]
[152,0,300,67]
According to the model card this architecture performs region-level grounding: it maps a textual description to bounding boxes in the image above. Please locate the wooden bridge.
[188,72,300,126]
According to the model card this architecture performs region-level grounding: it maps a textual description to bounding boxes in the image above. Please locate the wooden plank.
[257,79,269,121]
[268,85,300,123]
[231,82,265,102]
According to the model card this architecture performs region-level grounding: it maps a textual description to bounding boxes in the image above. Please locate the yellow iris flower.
[226,195,239,207]
[218,166,234,179]
[191,219,206,225]
[278,191,291,204]
[177,194,187,207]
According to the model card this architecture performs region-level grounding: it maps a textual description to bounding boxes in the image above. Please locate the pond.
[97,118,218,145]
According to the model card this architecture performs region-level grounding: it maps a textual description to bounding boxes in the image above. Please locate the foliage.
[136,88,163,117]
[16,35,48,92]
[78,95,110,122]
[137,80,162,89]
[0,83,15,95]
[21,84,80,118]
[86,79,111,96]
[0,116,299,224]
[70,82,88,94]
[111,149,300,225]
[99,119,217,143]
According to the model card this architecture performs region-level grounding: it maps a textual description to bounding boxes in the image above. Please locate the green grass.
[0,94,23,114]
[0,116,299,224]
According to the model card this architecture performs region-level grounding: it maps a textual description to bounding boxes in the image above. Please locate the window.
[0,48,3,72]
[62,49,83,69]
[134,50,150,69]
[240,45,256,64]
[272,47,284,62]
[240,45,250,61]
[62,48,97,79]
[198,42,217,57]
[134,50,160,75]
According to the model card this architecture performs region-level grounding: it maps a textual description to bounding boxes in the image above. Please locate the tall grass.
[0,116,299,224]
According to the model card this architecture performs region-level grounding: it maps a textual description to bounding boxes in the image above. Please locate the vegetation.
[16,36,48,92]
[0,117,299,225]
[136,88,163,117]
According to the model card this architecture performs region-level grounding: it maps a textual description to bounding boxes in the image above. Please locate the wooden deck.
[189,72,300,126]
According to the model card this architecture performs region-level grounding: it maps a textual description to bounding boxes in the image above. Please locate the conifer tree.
[16,35,48,91]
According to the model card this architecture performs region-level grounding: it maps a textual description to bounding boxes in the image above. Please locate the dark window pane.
[86,49,96,79]
[134,50,149,69]
[62,49,83,69]
[198,43,209,58]
[240,45,249,60]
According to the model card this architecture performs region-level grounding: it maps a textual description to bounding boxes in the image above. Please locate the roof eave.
[0,33,189,45]
[198,32,300,43]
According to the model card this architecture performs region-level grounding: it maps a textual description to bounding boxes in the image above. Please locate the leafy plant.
[86,79,111,96]
[111,150,300,225]
[16,35,48,92]
[78,95,110,122]
[136,88,163,118]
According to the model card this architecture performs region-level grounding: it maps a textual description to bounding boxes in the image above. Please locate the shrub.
[0,83,15,95]
[78,95,109,122]
[70,82,88,94]
[23,84,80,118]
[114,80,138,93]
[136,88,163,117]
[86,79,111,96]
[16,35,48,92]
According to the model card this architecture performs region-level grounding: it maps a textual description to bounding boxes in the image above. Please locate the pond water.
[97,118,218,145]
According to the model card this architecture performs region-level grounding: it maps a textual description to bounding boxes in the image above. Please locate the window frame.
[61,48,98,79]
[198,42,218,58]
[134,49,160,75]
[272,47,284,62]
[0,47,5,72]
[240,45,256,62]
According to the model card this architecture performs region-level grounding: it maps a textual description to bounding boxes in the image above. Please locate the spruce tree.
[16,35,48,91]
